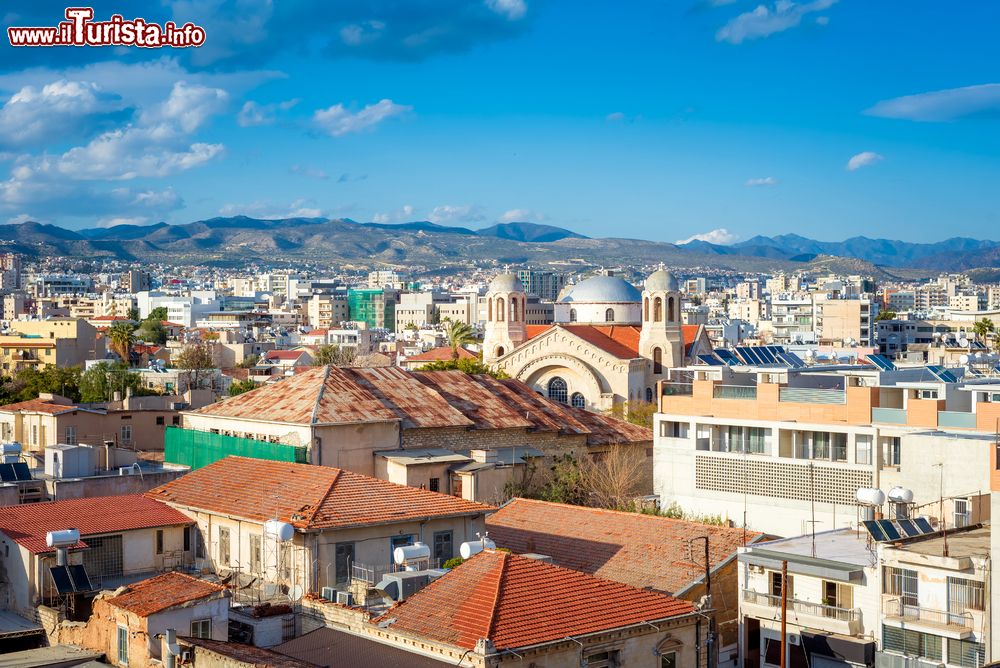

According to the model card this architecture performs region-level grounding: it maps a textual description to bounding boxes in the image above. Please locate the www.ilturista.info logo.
[8,7,206,48]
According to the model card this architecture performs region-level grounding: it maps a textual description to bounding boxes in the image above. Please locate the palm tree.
[107,321,136,365]
[444,319,477,360]
[973,318,996,347]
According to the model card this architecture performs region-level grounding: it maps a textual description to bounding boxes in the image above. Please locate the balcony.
[937,411,977,429]
[742,589,862,636]
[779,387,846,405]
[872,407,906,424]
[661,382,693,396]
[882,596,975,638]
[713,385,757,400]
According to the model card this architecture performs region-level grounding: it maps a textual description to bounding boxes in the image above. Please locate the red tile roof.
[265,350,310,361]
[147,456,492,530]
[487,498,761,594]
[405,346,477,363]
[523,323,705,361]
[0,495,193,554]
[0,399,78,415]
[107,572,227,617]
[377,550,695,651]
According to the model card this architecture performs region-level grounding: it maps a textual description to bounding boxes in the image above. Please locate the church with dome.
[482,269,714,411]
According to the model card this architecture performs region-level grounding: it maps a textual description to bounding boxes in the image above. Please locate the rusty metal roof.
[341,367,472,429]
[410,371,535,430]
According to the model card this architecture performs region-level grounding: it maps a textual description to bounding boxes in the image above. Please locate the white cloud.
[865,84,1000,122]
[606,111,626,122]
[716,0,837,44]
[218,198,325,219]
[846,151,884,171]
[676,228,739,245]
[312,99,411,137]
[0,80,127,148]
[237,98,300,127]
[427,204,485,225]
[373,204,415,224]
[485,0,527,20]
[745,176,778,187]
[95,216,151,228]
[6,213,34,224]
[499,208,546,222]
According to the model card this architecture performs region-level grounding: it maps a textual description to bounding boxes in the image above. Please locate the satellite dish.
[288,585,303,601]
[959,354,970,365]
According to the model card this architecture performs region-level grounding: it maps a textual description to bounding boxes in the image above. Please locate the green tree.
[417,358,509,378]
[875,310,897,322]
[147,306,169,322]
[107,321,136,364]
[2,366,83,403]
[228,379,257,396]
[973,318,995,344]
[443,319,477,360]
[312,344,356,367]
[127,307,140,322]
[173,342,216,389]
[237,354,260,368]
[80,362,145,403]
[134,320,168,345]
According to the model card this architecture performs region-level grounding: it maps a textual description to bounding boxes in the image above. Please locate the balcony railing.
[883,597,974,630]
[779,387,846,405]
[713,385,757,400]
[937,411,977,429]
[872,407,906,424]
[742,589,860,622]
[661,383,693,396]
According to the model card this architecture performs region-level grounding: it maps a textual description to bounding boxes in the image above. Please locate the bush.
[442,557,464,570]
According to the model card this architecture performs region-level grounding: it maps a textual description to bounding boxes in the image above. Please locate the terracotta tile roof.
[523,323,705,361]
[184,636,320,668]
[265,350,309,361]
[487,498,761,595]
[377,550,695,651]
[405,346,477,363]
[107,572,227,616]
[147,456,492,530]
[0,341,56,348]
[0,495,193,554]
[0,399,78,415]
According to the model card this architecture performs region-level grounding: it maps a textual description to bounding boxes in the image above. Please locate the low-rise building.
[0,319,104,373]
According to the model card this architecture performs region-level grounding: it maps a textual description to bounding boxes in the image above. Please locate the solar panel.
[971,341,987,349]
[914,517,934,534]
[995,364,1000,374]
[896,519,920,538]
[878,520,902,541]
[697,354,724,366]
[865,354,897,372]
[68,565,93,592]
[12,462,31,481]
[927,365,958,384]
[756,347,777,364]
[0,464,14,482]
[777,351,805,369]
[49,566,74,594]
[737,346,763,365]
[862,519,886,541]
[968,367,984,377]
[715,349,740,365]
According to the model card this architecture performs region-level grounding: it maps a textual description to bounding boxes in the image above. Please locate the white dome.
[488,273,524,293]
[559,275,641,303]
[645,269,679,292]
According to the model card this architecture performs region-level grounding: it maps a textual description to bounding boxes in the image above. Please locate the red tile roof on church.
[522,323,704,360]
[487,498,762,595]
[376,550,695,651]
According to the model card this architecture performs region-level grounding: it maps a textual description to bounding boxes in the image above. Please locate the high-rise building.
[347,288,398,330]
[126,269,151,293]
[516,269,566,301]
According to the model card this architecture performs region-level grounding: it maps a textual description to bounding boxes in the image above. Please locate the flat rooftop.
[749,528,872,567]
[889,525,990,559]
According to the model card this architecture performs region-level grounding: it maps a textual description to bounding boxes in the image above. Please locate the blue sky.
[1,1,999,243]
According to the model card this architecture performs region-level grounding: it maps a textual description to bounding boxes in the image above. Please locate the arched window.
[644,297,649,322]
[569,308,577,322]
[487,298,492,321]
[496,346,505,357]
[667,297,675,322]
[605,308,615,322]
[511,297,519,322]
[653,347,662,374]
[548,377,568,403]
[645,387,653,403]
[571,392,586,408]
[653,297,662,322]
[497,297,505,322]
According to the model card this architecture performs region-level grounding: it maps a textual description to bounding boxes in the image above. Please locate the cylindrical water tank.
[1,441,21,455]
[887,487,914,504]
[394,542,431,565]
[264,519,294,542]
[46,529,80,548]
[856,488,886,506]
[459,537,496,560]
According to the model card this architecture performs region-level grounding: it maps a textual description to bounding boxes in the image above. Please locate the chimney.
[470,449,497,464]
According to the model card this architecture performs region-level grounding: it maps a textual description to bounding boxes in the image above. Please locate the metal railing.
[938,411,977,429]
[883,597,974,630]
[872,407,906,424]
[352,558,443,586]
[661,382,693,396]
[779,387,846,404]
[713,385,757,400]
[742,589,860,623]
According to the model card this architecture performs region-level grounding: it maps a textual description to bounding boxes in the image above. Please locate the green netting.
[165,427,308,470]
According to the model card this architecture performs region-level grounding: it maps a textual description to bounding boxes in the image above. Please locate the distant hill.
[5,216,998,274]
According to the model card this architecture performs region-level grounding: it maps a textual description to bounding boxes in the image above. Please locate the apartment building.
[306,292,349,329]
[654,357,999,538]
[815,296,877,346]
[516,268,566,301]
[0,318,104,372]
[766,295,815,344]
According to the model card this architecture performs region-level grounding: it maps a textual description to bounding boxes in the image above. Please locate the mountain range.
[2,216,999,274]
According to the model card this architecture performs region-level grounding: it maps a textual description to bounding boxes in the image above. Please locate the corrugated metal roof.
[410,371,535,430]
[276,627,451,668]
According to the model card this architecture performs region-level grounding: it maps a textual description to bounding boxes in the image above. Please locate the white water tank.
[459,538,496,560]
[46,529,80,548]
[856,488,886,506]
[1,442,21,456]
[264,519,294,542]
[394,542,431,565]
[888,487,914,504]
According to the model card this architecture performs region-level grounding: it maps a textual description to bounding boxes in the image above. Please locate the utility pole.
[690,536,716,668]
[780,560,788,668]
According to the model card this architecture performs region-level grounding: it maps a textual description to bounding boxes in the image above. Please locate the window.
[571,392,586,408]
[954,498,971,528]
[884,437,901,467]
[31,425,37,445]
[511,297,519,322]
[660,652,677,668]
[605,307,615,322]
[822,580,853,614]
[653,347,662,374]
[334,542,355,584]
[250,534,262,573]
[884,566,918,607]
[643,298,649,322]
[770,571,792,599]
[183,527,191,552]
[496,297,505,322]
[583,650,620,668]
[195,527,205,558]
[653,297,662,322]
[117,624,129,666]
[190,619,211,640]
[155,416,164,425]
[948,576,985,614]
[667,297,675,322]
[569,308,577,322]
[64,425,76,445]
[429,477,440,493]
[495,346,505,357]
[218,527,230,565]
[172,416,180,425]
[155,530,163,555]
[433,531,453,563]
[645,388,653,403]
[882,627,942,661]
[391,535,414,551]
[831,433,848,462]
[948,638,986,667]
[855,435,872,465]
[547,377,568,403]
[120,425,132,444]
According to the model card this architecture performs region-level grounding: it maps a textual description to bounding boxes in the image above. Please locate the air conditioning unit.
[336,591,353,606]
[320,586,336,601]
